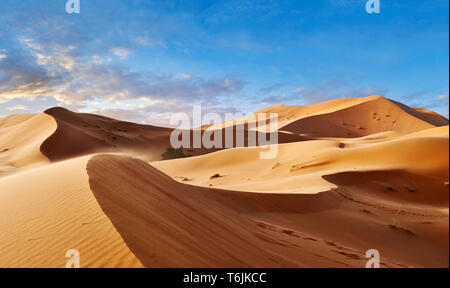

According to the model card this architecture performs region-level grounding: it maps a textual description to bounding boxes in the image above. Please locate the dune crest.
[206,96,448,136]
[87,154,447,267]
[41,107,173,162]
[0,96,448,267]
[280,96,448,137]
[154,126,449,204]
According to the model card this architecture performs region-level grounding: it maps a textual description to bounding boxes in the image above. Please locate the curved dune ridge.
[154,126,449,203]
[40,107,174,162]
[0,95,448,267]
[205,96,448,135]
[87,154,448,267]
[37,95,448,162]
[280,96,448,137]
[0,153,447,267]
[40,107,311,162]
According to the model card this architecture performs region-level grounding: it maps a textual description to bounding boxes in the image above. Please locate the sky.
[0,0,448,126]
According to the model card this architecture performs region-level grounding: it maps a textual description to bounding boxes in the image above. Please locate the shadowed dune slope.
[41,107,174,162]
[0,153,446,267]
[40,107,312,162]
[0,96,448,268]
[88,155,448,267]
[204,96,448,136]
[412,107,450,125]
[153,126,449,205]
[205,96,377,131]
[280,96,448,137]
[36,97,448,162]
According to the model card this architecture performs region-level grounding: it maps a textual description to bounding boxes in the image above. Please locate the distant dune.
[38,107,309,163]
[41,107,174,162]
[206,96,448,136]
[0,95,448,267]
[154,126,449,203]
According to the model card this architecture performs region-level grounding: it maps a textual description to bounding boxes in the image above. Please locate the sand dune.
[207,96,448,137]
[0,96,448,267]
[5,95,444,167]
[280,96,448,137]
[0,156,142,268]
[413,107,450,125]
[206,96,378,132]
[0,152,446,267]
[41,107,174,162]
[38,107,310,163]
[0,113,56,177]
[87,154,446,267]
[153,126,449,203]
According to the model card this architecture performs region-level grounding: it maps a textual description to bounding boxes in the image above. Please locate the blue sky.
[0,0,448,125]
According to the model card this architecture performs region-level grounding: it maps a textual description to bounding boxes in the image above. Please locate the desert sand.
[0,113,56,176]
[0,95,448,267]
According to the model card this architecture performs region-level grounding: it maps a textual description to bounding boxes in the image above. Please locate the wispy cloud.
[110,47,132,60]
[435,92,449,101]
[8,104,28,111]
[0,22,246,126]
[135,36,168,49]
[1,0,447,124]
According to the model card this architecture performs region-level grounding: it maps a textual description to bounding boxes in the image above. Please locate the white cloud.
[18,38,76,71]
[436,93,449,101]
[174,73,193,81]
[90,54,112,65]
[110,47,132,60]
[8,105,29,111]
[135,36,168,49]
[1,27,245,124]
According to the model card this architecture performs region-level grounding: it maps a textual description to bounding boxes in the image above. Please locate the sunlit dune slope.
[207,96,448,137]
[0,156,143,268]
[280,96,448,137]
[205,95,377,131]
[0,152,446,267]
[87,154,449,267]
[153,126,449,205]
[4,95,444,169]
[0,113,56,176]
[0,96,448,268]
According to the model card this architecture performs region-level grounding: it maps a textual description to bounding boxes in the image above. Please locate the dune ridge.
[0,95,448,267]
[88,154,448,267]
[154,126,449,204]
[40,107,174,162]
[33,96,449,163]
[280,96,448,137]
[206,96,448,136]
